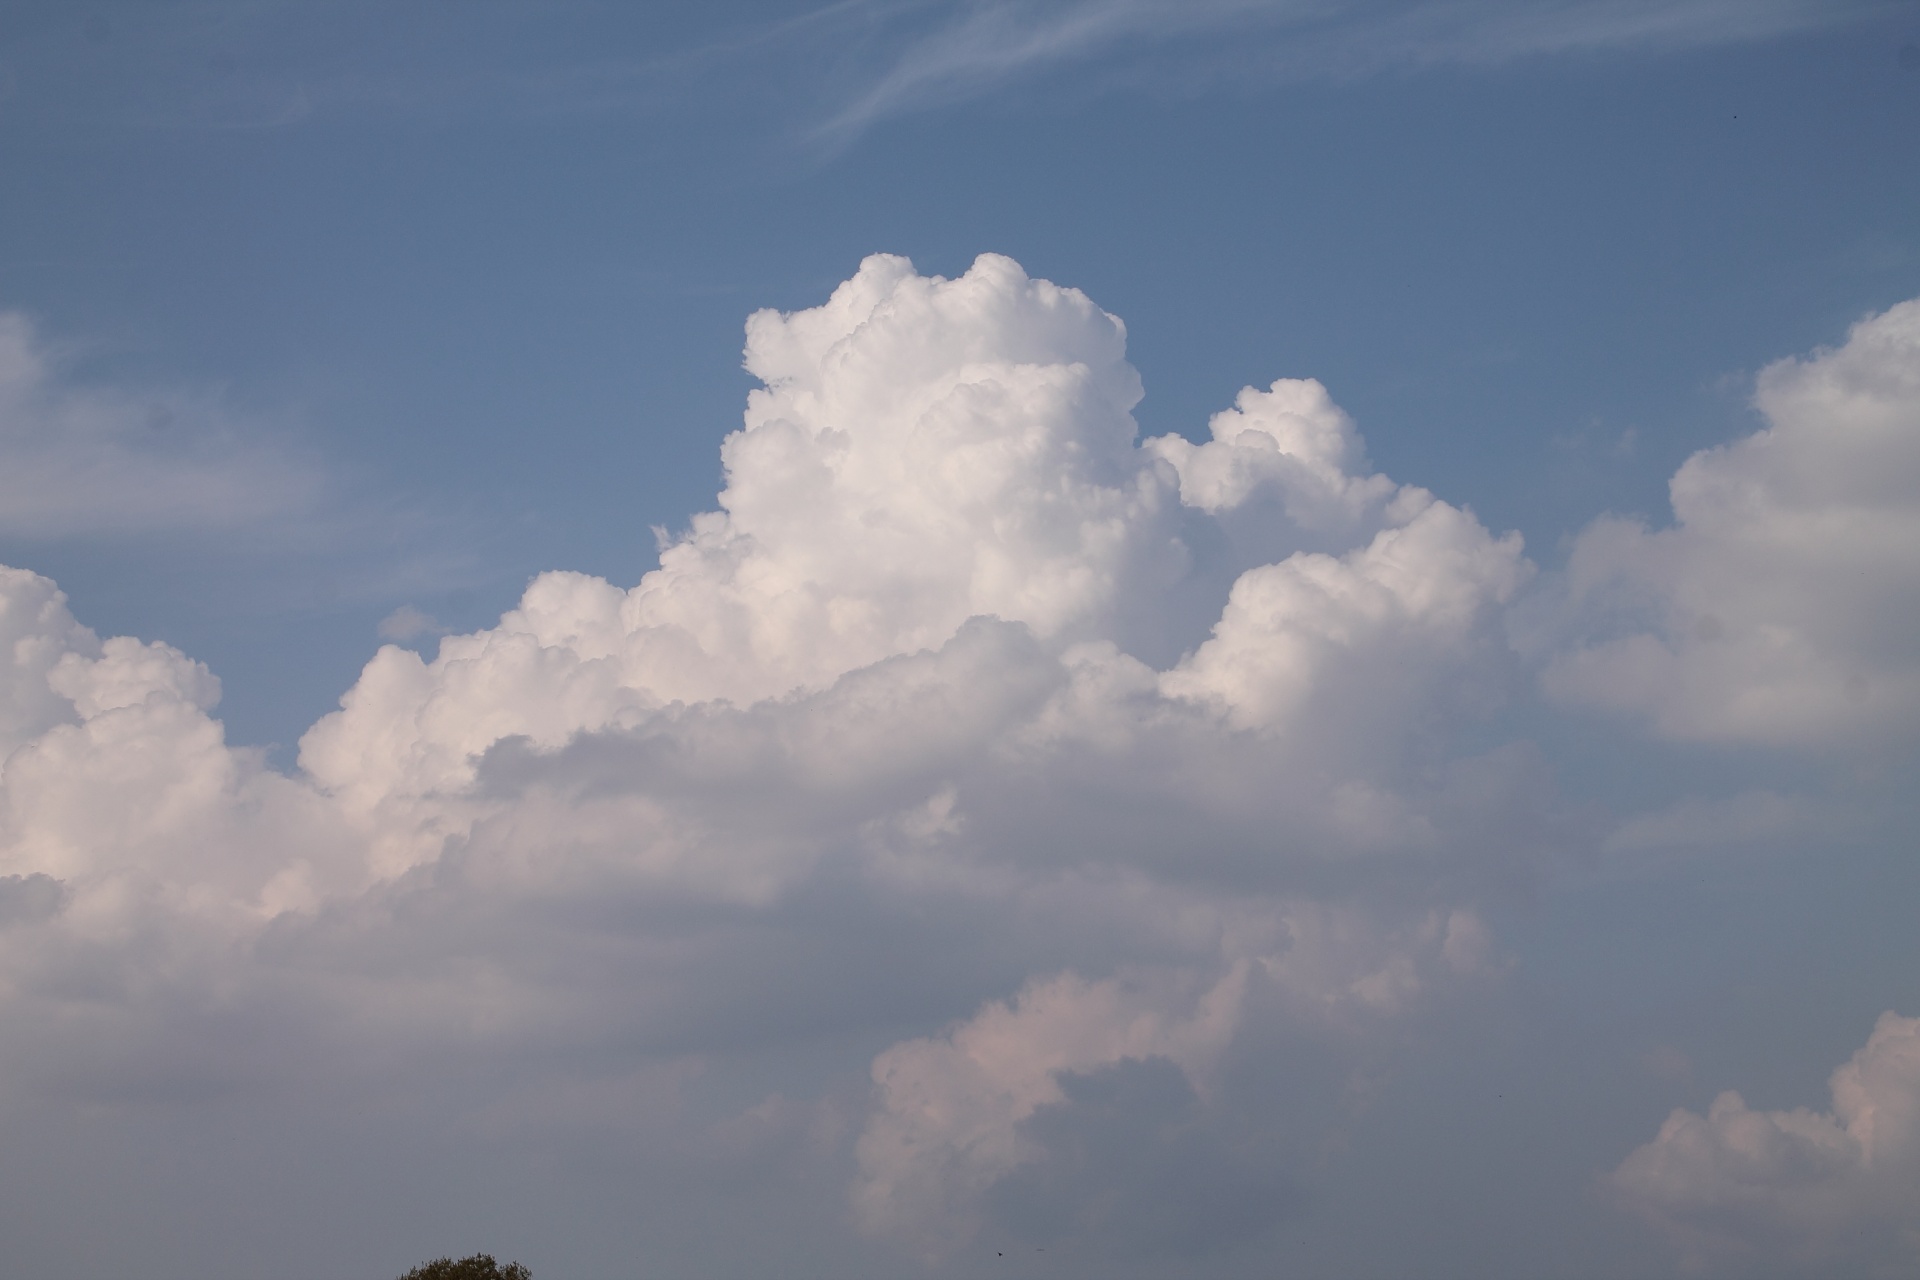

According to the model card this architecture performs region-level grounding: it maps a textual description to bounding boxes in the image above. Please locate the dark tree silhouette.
[396,1254,531,1280]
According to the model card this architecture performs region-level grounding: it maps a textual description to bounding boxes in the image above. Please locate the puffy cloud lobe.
[0,565,93,756]
[1545,298,1920,747]
[1144,376,1395,532]
[0,253,1542,1259]
[1165,492,1526,735]
[0,570,359,935]
[1613,1013,1920,1273]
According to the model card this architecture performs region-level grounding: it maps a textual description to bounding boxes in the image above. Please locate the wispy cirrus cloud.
[2,0,1886,143]
[809,0,1889,140]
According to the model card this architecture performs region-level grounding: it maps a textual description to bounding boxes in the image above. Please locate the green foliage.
[396,1254,531,1280]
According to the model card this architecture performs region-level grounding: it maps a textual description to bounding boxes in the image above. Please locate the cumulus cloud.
[0,312,323,539]
[1613,1012,1920,1275]
[296,255,1527,867]
[0,253,1554,1264]
[4,252,1914,1274]
[1543,298,1920,747]
[0,568,362,916]
[0,565,94,755]
[24,254,1919,1273]
[1165,492,1525,734]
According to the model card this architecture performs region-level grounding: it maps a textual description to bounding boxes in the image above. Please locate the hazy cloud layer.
[0,256,1914,1273]
[0,313,323,539]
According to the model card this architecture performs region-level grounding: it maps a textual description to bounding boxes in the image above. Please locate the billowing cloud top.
[1545,299,1920,746]
[1,254,1916,1272]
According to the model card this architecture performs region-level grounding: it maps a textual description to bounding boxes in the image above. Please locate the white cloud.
[6,254,1913,1271]
[300,252,1174,812]
[29,256,1920,1272]
[0,565,94,757]
[1613,1012,1920,1274]
[297,256,1526,867]
[1143,376,1395,530]
[0,568,363,921]
[66,253,1920,1271]
[1544,298,1920,747]
[1164,492,1526,735]
[0,254,1542,1261]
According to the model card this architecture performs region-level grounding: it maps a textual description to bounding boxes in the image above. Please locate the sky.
[0,2,1918,1277]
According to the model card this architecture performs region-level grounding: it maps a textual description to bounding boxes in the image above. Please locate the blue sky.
[1,3,1918,1278]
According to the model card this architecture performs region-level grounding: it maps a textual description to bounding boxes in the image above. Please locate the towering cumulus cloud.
[0,566,354,915]
[287,256,1528,1251]
[0,255,1532,1262]
[4,256,1911,1272]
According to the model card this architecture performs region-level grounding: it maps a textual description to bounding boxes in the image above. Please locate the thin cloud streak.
[809,0,1887,141]
[0,304,491,624]
[3,1,1884,144]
